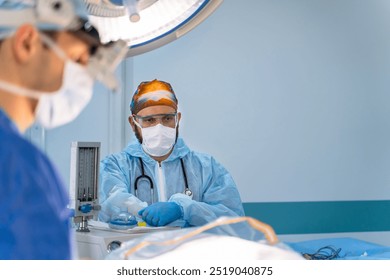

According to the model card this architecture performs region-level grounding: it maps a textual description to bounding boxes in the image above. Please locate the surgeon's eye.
[162,116,175,125]
[143,117,157,125]
[89,45,98,56]
[164,115,174,121]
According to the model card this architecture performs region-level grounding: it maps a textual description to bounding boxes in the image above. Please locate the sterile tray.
[88,220,179,234]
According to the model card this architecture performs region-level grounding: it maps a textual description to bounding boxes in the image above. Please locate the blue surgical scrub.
[0,109,73,259]
[99,138,245,226]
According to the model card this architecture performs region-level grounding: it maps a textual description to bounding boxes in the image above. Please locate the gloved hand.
[138,202,182,227]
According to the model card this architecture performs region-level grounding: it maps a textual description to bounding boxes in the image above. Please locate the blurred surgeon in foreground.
[99,79,245,227]
[0,0,127,259]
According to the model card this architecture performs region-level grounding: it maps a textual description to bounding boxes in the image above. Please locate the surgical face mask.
[34,33,94,129]
[134,120,177,157]
[34,59,93,129]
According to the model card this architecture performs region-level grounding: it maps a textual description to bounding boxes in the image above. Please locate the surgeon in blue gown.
[99,79,245,227]
[0,1,125,259]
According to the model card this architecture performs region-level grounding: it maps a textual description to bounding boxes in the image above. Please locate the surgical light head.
[0,0,128,91]
[109,0,158,23]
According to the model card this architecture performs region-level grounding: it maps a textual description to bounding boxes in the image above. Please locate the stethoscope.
[134,158,192,203]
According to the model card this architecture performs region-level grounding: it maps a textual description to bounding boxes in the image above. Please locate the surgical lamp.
[83,0,223,56]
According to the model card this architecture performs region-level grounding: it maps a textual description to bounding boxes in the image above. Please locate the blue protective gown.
[0,109,73,259]
[99,138,245,227]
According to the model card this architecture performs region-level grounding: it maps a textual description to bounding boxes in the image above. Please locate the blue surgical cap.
[0,0,91,39]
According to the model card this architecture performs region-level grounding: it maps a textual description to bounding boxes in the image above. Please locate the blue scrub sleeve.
[169,157,245,227]
[99,157,147,222]
[0,142,72,259]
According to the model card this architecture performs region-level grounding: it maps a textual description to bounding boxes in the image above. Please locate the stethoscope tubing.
[134,157,191,202]
[134,157,154,202]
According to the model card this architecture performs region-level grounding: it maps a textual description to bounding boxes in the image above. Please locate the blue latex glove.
[138,202,182,227]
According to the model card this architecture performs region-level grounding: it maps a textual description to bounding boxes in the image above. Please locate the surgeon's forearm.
[99,188,147,221]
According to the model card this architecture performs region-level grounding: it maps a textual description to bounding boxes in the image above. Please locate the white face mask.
[135,122,177,157]
[0,33,94,129]
[34,59,93,129]
[35,34,94,129]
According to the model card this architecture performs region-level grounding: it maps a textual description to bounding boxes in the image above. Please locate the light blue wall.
[132,0,390,203]
[29,0,390,234]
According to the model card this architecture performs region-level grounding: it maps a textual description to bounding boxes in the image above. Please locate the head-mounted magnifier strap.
[41,31,128,92]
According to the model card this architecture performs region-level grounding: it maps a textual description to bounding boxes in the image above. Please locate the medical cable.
[302,246,342,260]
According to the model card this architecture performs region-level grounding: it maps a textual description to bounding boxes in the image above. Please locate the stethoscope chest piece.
[184,188,193,199]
